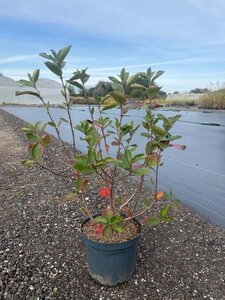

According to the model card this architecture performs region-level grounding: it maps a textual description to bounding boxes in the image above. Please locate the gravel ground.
[0,108,225,300]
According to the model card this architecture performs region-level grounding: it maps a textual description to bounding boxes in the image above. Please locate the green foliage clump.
[16,45,185,237]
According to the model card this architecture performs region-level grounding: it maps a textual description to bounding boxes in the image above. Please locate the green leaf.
[141,132,151,138]
[48,122,56,127]
[102,99,118,111]
[112,224,123,233]
[45,61,62,77]
[111,214,123,225]
[151,70,164,82]
[58,117,69,127]
[172,135,183,142]
[111,81,124,93]
[110,91,126,105]
[31,144,42,160]
[58,45,71,62]
[39,53,55,61]
[51,49,59,60]
[73,163,94,174]
[167,115,181,129]
[132,167,149,176]
[131,83,147,90]
[103,226,111,237]
[16,91,40,98]
[152,125,165,137]
[69,73,83,81]
[67,80,83,90]
[32,69,40,83]
[21,160,36,166]
[108,76,121,84]
[160,205,170,219]
[121,124,132,137]
[18,79,33,87]
[145,217,161,226]
[95,216,108,225]
[26,133,40,143]
[163,216,173,222]
[146,156,159,167]
[148,85,161,98]
[21,127,32,133]
[113,160,130,170]
[132,154,146,163]
[75,177,82,192]
[95,157,115,167]
[125,149,132,163]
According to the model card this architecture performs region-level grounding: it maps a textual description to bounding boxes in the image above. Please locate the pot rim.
[80,216,142,246]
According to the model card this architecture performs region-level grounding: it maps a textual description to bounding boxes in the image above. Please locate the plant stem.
[60,77,76,156]
[110,103,124,212]
[154,149,161,198]
[123,199,156,222]
[37,162,69,178]
[119,187,139,211]
[34,88,71,159]
[81,193,94,221]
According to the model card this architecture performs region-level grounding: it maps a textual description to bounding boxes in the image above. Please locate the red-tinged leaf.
[95,224,105,235]
[60,192,77,204]
[155,191,164,201]
[102,208,114,218]
[144,217,161,226]
[169,144,186,150]
[93,121,103,128]
[41,134,51,146]
[123,208,133,218]
[153,103,163,108]
[132,162,141,170]
[122,100,145,114]
[96,150,102,159]
[72,170,80,177]
[80,179,88,193]
[111,138,120,146]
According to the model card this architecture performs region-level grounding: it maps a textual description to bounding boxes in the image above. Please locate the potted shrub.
[16,45,186,286]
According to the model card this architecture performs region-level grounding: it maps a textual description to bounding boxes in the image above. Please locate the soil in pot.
[82,218,141,243]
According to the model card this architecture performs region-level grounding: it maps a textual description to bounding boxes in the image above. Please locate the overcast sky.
[1,0,225,92]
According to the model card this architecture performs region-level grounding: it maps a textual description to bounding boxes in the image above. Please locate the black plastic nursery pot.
[81,218,141,286]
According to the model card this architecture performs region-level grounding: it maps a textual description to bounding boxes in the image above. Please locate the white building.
[0,76,64,105]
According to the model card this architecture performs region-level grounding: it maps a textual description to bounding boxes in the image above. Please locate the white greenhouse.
[0,76,64,105]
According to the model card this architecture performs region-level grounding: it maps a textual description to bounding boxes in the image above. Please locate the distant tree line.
[69,76,167,100]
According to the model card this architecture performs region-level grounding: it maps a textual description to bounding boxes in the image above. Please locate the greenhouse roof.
[0,76,62,88]
[0,76,19,87]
